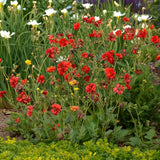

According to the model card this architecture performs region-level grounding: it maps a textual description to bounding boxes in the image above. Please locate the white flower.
[27,20,41,27]
[133,13,139,19]
[103,9,107,15]
[82,3,93,9]
[94,16,100,22]
[61,8,67,14]
[0,0,7,5]
[114,1,119,7]
[83,15,88,18]
[45,8,57,17]
[11,1,18,7]
[113,11,125,18]
[72,14,79,20]
[0,30,15,39]
[137,14,152,22]
[56,56,67,63]
[123,25,131,29]
[17,4,26,11]
[141,23,148,28]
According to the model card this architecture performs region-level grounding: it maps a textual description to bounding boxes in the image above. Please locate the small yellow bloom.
[69,79,77,86]
[143,79,147,83]
[36,88,40,91]
[74,87,79,91]
[25,59,31,65]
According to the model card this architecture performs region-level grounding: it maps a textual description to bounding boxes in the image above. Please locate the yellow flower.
[25,59,31,65]
[74,87,79,91]
[69,79,77,86]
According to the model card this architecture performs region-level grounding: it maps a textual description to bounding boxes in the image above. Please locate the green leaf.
[144,129,156,140]
[128,137,139,146]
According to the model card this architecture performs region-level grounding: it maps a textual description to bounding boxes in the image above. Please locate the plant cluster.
[0,137,160,160]
[0,0,160,147]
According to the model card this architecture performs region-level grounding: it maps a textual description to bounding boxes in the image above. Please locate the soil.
[0,109,24,140]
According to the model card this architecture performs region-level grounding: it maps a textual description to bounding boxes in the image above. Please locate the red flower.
[46,66,55,73]
[115,30,122,37]
[64,73,72,82]
[90,92,99,102]
[22,79,27,85]
[52,123,60,131]
[121,49,127,56]
[76,73,80,77]
[10,74,18,88]
[116,53,123,59]
[122,17,130,22]
[88,30,102,38]
[126,84,131,90]
[137,29,147,39]
[85,83,96,93]
[43,109,48,113]
[71,64,76,69]
[77,39,84,47]
[27,105,33,117]
[37,75,45,84]
[16,91,31,104]
[68,39,75,47]
[0,90,7,98]
[57,33,64,38]
[102,50,115,64]
[0,58,2,63]
[73,22,80,30]
[123,28,135,40]
[42,90,48,95]
[81,52,88,58]
[84,75,90,82]
[108,32,116,41]
[67,33,73,39]
[151,36,159,44]
[59,38,68,47]
[14,117,20,123]
[94,18,103,27]
[113,84,124,95]
[48,35,54,44]
[70,106,79,111]
[132,49,137,54]
[83,16,95,24]
[135,69,142,75]
[53,38,59,43]
[50,103,61,115]
[82,65,90,74]
[156,55,160,61]
[57,61,71,76]
[105,67,116,80]
[46,46,59,58]
[124,73,131,84]
[88,53,94,58]
[150,24,154,30]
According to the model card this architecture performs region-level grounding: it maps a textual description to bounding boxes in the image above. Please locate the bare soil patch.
[0,109,24,140]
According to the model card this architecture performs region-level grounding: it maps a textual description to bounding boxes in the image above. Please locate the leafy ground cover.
[0,137,160,160]
[0,0,160,154]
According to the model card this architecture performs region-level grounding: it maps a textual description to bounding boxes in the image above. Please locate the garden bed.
[0,0,160,153]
